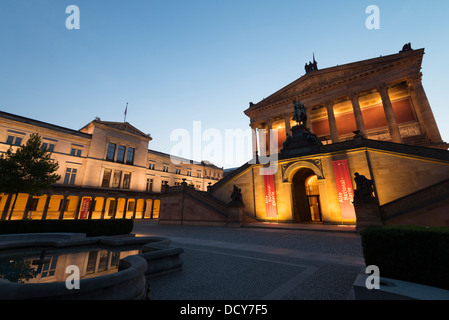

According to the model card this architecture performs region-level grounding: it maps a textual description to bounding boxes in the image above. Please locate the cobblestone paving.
[132,221,365,300]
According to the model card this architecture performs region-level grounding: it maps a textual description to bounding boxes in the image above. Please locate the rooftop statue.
[293,99,307,126]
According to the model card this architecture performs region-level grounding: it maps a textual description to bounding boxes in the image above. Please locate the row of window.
[149,163,221,179]
[102,169,132,189]
[5,134,84,157]
[106,143,135,165]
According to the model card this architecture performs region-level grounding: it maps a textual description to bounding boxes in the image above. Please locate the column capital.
[250,121,263,129]
[407,72,423,86]
[324,100,334,109]
[348,91,359,99]
[376,83,391,94]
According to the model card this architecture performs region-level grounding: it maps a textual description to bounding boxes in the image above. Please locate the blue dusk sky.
[1,0,449,168]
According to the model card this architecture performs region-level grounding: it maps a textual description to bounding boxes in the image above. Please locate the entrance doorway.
[292,168,323,223]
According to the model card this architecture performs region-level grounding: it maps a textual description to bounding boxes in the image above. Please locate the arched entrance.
[292,168,323,223]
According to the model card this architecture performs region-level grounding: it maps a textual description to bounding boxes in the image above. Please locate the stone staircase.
[379,178,449,225]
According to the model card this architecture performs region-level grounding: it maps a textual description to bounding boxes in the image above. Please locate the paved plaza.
[132,221,366,300]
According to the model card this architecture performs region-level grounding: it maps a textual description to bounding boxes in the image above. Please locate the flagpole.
[124,103,128,123]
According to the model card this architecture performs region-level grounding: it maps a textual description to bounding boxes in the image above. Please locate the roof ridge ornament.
[400,42,413,53]
[305,53,319,74]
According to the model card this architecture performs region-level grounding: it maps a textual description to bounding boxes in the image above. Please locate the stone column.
[250,123,259,160]
[266,119,273,155]
[349,93,367,137]
[74,196,83,220]
[41,194,51,220]
[325,101,340,143]
[124,198,129,219]
[258,124,267,156]
[58,195,68,220]
[112,197,119,219]
[283,114,292,136]
[306,108,312,132]
[407,73,443,143]
[1,194,12,221]
[132,199,138,219]
[22,195,34,220]
[378,85,402,143]
[100,197,107,219]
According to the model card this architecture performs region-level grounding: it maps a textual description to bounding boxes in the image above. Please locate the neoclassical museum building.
[0,113,223,221]
[158,45,449,230]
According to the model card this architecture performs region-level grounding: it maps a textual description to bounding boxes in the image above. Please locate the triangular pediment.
[80,120,152,140]
[245,49,424,117]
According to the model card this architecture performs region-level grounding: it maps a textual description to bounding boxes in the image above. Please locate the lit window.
[102,169,112,188]
[127,201,135,212]
[112,171,122,188]
[63,168,77,185]
[40,256,58,278]
[122,172,131,189]
[146,178,153,192]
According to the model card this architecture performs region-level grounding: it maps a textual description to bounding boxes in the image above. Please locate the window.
[42,142,55,153]
[116,145,126,163]
[149,163,155,170]
[161,180,169,189]
[175,168,181,174]
[108,199,116,216]
[127,201,135,212]
[40,256,58,278]
[122,172,131,189]
[163,166,169,172]
[106,143,116,161]
[30,198,39,211]
[197,172,202,178]
[6,135,22,146]
[70,147,82,157]
[146,178,153,192]
[86,251,98,274]
[63,168,77,185]
[112,171,122,188]
[187,170,192,176]
[98,250,109,272]
[58,199,70,211]
[102,169,112,188]
[126,148,135,165]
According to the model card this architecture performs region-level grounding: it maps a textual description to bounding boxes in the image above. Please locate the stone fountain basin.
[0,233,184,300]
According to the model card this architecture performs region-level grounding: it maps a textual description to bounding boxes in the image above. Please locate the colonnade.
[0,189,161,221]
[250,74,442,155]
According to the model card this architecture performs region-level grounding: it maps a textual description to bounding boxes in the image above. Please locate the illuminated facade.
[200,46,449,228]
[0,112,223,221]
[246,47,446,155]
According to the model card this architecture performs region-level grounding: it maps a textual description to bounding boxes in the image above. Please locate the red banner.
[79,198,91,219]
[332,160,356,220]
[264,170,278,218]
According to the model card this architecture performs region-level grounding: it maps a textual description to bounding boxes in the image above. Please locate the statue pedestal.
[227,204,245,228]
[354,200,383,232]
[280,125,322,158]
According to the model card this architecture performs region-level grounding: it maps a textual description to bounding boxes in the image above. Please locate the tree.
[0,133,61,220]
